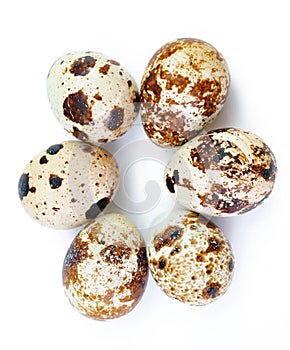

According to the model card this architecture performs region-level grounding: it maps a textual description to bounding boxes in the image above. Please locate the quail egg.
[165,128,277,216]
[47,52,139,144]
[147,209,234,305]
[140,38,230,147]
[63,213,148,320]
[18,141,119,228]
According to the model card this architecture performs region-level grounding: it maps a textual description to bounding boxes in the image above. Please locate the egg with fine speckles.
[18,141,119,229]
[140,38,230,147]
[63,213,148,320]
[147,209,234,305]
[47,51,139,144]
[165,128,277,216]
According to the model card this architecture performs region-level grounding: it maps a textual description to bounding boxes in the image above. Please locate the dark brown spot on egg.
[170,245,181,256]
[154,226,184,252]
[127,80,132,87]
[141,66,162,103]
[29,187,36,193]
[85,197,110,219]
[202,281,221,299]
[46,144,63,155]
[63,90,93,125]
[98,138,109,143]
[190,148,206,173]
[261,160,276,181]
[107,107,124,130]
[196,254,205,262]
[190,78,222,117]
[100,245,131,264]
[70,56,96,76]
[206,264,213,274]
[108,59,120,66]
[217,197,249,214]
[137,247,148,271]
[63,237,91,289]
[229,258,234,272]
[39,155,48,164]
[72,126,88,141]
[18,174,29,200]
[212,148,232,163]
[166,174,175,193]
[158,257,166,269]
[160,69,190,93]
[49,174,63,189]
[99,64,110,75]
[206,237,222,253]
[94,93,103,101]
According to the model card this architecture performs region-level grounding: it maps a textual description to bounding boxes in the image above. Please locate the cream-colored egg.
[165,128,277,216]
[47,52,139,144]
[18,141,119,228]
[63,213,148,320]
[140,38,230,147]
[147,209,234,305]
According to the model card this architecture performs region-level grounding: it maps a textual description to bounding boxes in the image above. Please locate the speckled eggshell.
[63,213,148,320]
[18,141,119,229]
[165,128,277,216]
[140,38,230,147]
[147,209,234,305]
[47,52,139,144]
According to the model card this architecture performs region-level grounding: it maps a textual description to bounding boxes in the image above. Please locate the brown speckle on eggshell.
[140,38,230,147]
[147,209,234,305]
[164,128,277,216]
[63,213,149,320]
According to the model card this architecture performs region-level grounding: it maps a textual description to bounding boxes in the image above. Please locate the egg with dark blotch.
[147,209,234,305]
[63,213,149,320]
[18,141,119,229]
[47,52,139,144]
[140,38,230,147]
[164,128,277,216]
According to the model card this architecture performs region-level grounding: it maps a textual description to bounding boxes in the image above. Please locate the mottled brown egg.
[18,141,119,228]
[165,128,277,216]
[147,209,234,305]
[140,38,230,147]
[47,52,139,144]
[63,213,148,320]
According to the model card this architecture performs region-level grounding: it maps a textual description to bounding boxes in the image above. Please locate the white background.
[1,1,289,349]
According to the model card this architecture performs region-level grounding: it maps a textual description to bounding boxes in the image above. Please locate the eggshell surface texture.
[147,209,234,305]
[18,141,119,229]
[63,213,149,320]
[47,52,139,144]
[165,128,277,216]
[140,38,230,147]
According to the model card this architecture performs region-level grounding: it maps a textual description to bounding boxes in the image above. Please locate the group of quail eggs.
[18,38,277,320]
